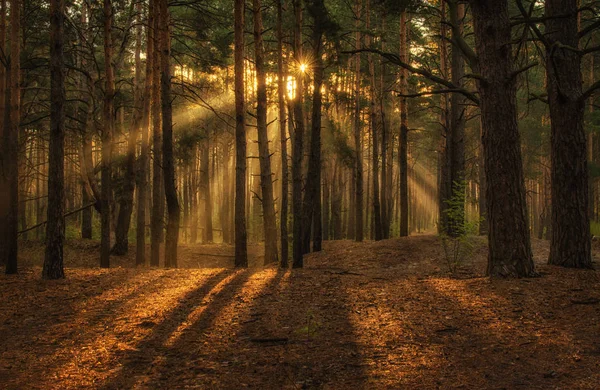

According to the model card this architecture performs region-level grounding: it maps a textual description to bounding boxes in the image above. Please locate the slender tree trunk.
[1,0,19,273]
[438,0,449,234]
[291,0,305,268]
[399,10,409,237]
[234,0,248,267]
[201,139,213,243]
[545,0,591,268]
[301,0,325,254]
[136,0,154,266]
[253,0,278,265]
[159,0,179,268]
[43,0,65,279]
[100,0,114,269]
[150,0,163,267]
[277,0,289,267]
[469,0,535,277]
[367,0,382,241]
[113,2,144,255]
[446,0,466,237]
[354,0,364,242]
[478,118,488,235]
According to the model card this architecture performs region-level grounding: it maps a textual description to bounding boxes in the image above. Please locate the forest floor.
[1,235,600,389]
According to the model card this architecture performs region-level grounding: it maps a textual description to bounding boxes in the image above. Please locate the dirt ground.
[1,235,600,389]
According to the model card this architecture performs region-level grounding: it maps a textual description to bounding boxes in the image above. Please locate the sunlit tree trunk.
[234,0,248,267]
[291,0,305,268]
[100,0,114,269]
[253,0,278,265]
[277,0,289,267]
[159,0,180,268]
[469,0,535,277]
[43,0,65,279]
[399,10,409,237]
[546,0,591,268]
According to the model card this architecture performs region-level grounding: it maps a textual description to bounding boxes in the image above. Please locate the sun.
[299,63,307,73]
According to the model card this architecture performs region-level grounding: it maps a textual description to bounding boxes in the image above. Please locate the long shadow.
[99,269,249,390]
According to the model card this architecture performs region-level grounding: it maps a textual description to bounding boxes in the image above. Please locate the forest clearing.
[2,236,600,389]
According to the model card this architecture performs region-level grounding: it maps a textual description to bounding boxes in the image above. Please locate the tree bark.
[201,139,213,243]
[399,10,409,237]
[253,0,279,265]
[545,0,591,268]
[291,0,305,268]
[354,0,364,242]
[150,0,163,267]
[113,2,144,256]
[100,0,114,269]
[469,0,535,277]
[234,0,248,268]
[43,0,65,279]
[159,0,180,268]
[277,0,289,267]
[136,0,154,266]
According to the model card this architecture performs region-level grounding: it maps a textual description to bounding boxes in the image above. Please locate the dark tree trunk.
[1,0,19,273]
[399,10,409,238]
[277,0,289,267]
[101,0,114,269]
[469,0,535,277]
[81,183,92,239]
[445,1,466,237]
[234,0,248,268]
[291,0,305,268]
[545,0,592,268]
[353,0,364,242]
[159,0,180,268]
[301,0,324,254]
[113,2,144,256]
[253,0,278,265]
[136,0,154,266]
[478,119,488,235]
[367,0,382,241]
[150,0,163,267]
[43,0,65,279]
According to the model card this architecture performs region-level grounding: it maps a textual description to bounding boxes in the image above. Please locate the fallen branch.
[18,202,96,235]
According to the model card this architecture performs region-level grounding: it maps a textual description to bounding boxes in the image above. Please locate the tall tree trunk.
[399,10,409,237]
[201,139,213,243]
[2,0,19,273]
[354,0,364,242]
[277,0,289,267]
[446,0,466,237]
[253,0,278,265]
[301,0,325,254]
[113,1,144,256]
[234,0,248,267]
[438,0,449,234]
[469,0,535,277]
[100,0,114,269]
[43,0,65,279]
[545,0,591,268]
[478,118,488,235]
[150,0,163,267]
[136,0,154,266]
[367,0,382,241]
[159,0,180,268]
[291,0,305,268]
